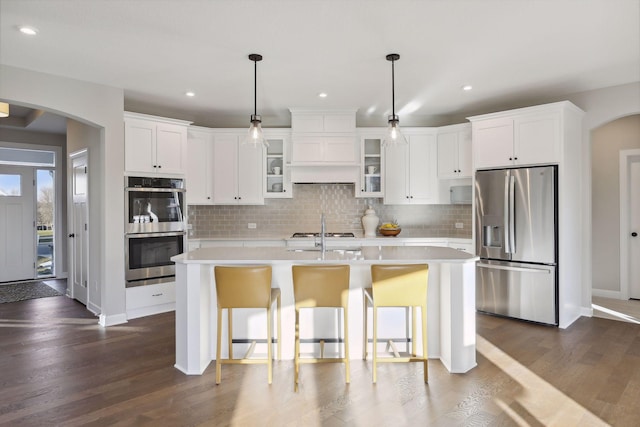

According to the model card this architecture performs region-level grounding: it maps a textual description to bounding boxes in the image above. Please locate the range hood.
[290,164,359,184]
[289,108,359,184]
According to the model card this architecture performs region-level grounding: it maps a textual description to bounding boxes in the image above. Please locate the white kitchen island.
[171,245,478,376]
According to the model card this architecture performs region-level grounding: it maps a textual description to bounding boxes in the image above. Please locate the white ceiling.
[0,0,638,132]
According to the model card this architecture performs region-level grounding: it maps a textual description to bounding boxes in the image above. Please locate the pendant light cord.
[391,58,395,118]
[254,58,257,116]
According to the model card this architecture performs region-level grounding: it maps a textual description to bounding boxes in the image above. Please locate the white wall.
[591,115,640,294]
[0,64,127,325]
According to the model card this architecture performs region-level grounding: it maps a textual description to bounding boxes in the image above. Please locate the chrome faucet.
[316,213,326,252]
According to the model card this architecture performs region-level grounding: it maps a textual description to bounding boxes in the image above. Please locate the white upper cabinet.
[469,103,571,169]
[357,132,384,198]
[211,132,264,205]
[264,131,292,198]
[124,112,191,175]
[384,131,438,205]
[186,128,214,204]
[437,123,472,178]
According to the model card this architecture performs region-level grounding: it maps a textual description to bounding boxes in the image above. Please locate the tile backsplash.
[188,184,472,238]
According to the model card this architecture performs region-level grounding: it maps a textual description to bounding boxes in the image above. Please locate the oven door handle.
[125,187,186,193]
[125,231,186,239]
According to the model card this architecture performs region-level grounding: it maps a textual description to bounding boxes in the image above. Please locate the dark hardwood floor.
[1,295,638,426]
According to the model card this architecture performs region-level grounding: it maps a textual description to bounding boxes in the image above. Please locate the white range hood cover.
[290,164,359,184]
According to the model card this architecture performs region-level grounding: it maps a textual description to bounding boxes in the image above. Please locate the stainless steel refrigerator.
[475,165,558,325]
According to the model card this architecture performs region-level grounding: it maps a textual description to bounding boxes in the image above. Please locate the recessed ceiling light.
[185,91,195,97]
[462,85,473,91]
[318,92,328,98]
[18,26,38,36]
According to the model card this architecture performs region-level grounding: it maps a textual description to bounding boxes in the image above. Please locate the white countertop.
[188,230,472,242]
[173,245,478,264]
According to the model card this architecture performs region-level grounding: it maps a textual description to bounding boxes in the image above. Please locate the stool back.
[371,264,428,307]
[292,265,350,308]
[215,265,272,308]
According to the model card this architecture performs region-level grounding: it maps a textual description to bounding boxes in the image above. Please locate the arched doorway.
[590,114,640,321]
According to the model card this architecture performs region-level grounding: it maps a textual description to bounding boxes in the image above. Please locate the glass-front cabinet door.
[264,133,292,198]
[357,135,383,198]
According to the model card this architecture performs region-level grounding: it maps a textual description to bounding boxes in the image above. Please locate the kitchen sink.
[291,232,356,238]
[287,247,361,253]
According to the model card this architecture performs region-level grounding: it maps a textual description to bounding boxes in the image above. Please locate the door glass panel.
[0,174,21,196]
[36,169,55,277]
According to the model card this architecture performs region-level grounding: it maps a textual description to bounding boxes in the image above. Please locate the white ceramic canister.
[362,205,379,237]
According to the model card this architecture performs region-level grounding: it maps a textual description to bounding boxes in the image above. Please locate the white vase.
[362,206,379,237]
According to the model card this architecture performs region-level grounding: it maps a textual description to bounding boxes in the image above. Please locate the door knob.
[632,232,638,237]
[68,233,75,238]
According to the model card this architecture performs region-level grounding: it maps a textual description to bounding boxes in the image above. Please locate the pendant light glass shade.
[0,102,9,118]
[384,114,408,146]
[381,54,407,147]
[243,54,269,148]
[246,114,267,147]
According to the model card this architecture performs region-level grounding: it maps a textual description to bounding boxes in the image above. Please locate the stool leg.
[294,308,300,391]
[422,304,428,383]
[372,306,378,384]
[228,308,233,360]
[277,293,282,361]
[267,305,273,384]
[344,307,350,384]
[362,290,368,360]
[412,306,417,357]
[216,306,223,384]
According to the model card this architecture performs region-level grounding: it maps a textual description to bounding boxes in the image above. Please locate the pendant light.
[382,53,408,147]
[244,53,269,148]
[0,102,9,118]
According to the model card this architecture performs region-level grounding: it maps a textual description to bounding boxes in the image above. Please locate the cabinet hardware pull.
[152,293,163,297]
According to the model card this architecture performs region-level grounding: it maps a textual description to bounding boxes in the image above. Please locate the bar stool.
[214,265,281,385]
[292,264,350,390]
[363,264,428,383]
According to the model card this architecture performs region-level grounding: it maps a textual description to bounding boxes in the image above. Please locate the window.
[0,174,21,196]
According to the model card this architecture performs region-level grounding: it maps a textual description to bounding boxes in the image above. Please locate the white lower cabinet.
[126,282,176,320]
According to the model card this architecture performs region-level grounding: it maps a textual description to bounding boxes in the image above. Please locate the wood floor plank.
[1,295,639,426]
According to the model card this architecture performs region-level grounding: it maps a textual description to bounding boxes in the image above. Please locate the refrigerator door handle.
[508,175,516,253]
[477,263,552,274]
[504,175,511,253]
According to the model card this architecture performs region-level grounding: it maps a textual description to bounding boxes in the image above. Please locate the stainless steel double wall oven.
[125,176,186,287]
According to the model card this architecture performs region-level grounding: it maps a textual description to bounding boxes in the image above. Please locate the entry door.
[71,155,88,305]
[0,166,35,282]
[630,159,640,299]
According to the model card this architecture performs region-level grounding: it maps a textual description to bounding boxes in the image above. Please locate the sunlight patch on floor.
[477,335,609,426]
[591,304,640,324]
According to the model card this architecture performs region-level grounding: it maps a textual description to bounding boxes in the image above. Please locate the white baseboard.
[580,306,594,317]
[87,301,101,315]
[99,312,128,326]
[127,302,175,320]
[591,289,621,299]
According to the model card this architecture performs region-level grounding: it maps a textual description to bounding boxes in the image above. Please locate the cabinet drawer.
[126,282,176,310]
